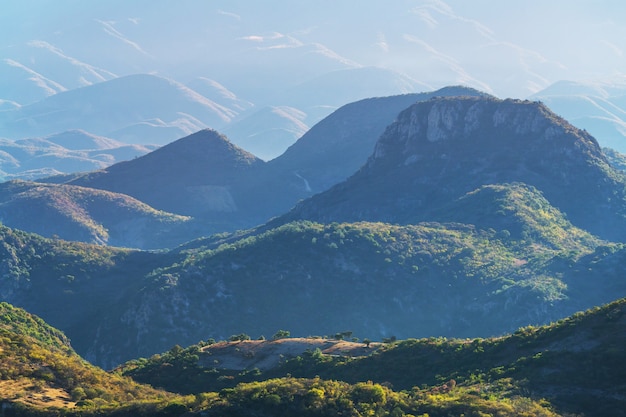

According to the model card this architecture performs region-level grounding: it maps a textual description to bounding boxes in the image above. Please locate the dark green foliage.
[0,302,71,350]
[272,330,290,340]
[118,298,626,417]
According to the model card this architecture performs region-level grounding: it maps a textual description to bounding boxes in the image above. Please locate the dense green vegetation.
[0,224,182,366]
[0,301,576,417]
[3,194,626,368]
[130,206,616,358]
[116,298,626,417]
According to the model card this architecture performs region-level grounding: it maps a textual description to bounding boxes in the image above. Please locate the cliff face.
[284,96,626,242]
[370,97,603,174]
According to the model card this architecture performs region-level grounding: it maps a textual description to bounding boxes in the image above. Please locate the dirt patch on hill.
[0,379,75,409]
[199,338,382,371]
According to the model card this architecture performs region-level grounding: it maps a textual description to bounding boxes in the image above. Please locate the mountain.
[0,180,191,248]
[0,300,569,417]
[5,290,624,416]
[0,130,157,181]
[66,129,266,231]
[2,192,622,370]
[42,129,125,150]
[56,88,489,233]
[279,95,626,242]
[604,146,626,171]
[89,209,620,367]
[0,74,237,144]
[532,80,626,152]
[4,95,626,371]
[266,86,491,197]
[0,224,181,367]
[185,77,254,113]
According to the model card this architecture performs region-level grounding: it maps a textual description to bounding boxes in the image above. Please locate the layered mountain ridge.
[2,91,626,372]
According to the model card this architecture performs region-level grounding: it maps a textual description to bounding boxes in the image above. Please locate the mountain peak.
[68,129,265,218]
[151,128,260,166]
[369,96,604,168]
[283,96,625,241]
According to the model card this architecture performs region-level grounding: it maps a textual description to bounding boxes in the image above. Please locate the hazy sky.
[2,0,626,101]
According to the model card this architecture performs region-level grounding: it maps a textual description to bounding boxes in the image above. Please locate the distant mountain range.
[0,130,157,181]
[4,89,626,250]
[13,87,483,246]
[0,74,237,144]
[0,69,429,161]
[532,79,626,153]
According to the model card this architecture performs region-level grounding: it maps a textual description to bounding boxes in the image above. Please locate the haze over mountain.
[532,79,626,153]
[0,74,237,144]
[0,130,157,181]
[2,1,623,103]
[3,1,626,158]
[3,3,626,416]
[36,87,487,242]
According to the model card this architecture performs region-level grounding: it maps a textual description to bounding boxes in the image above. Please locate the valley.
[1,85,626,417]
[2,2,626,415]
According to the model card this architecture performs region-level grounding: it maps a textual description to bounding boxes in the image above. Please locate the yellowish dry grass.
[0,379,76,409]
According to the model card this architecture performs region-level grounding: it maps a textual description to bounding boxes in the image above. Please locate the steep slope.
[39,89,489,237]
[0,74,236,144]
[0,302,179,415]
[0,224,184,368]
[67,129,264,223]
[266,86,490,197]
[1,178,625,370]
[228,87,492,226]
[0,180,191,248]
[281,96,626,242]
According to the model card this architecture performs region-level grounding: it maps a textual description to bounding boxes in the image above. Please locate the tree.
[229,333,251,342]
[272,330,290,340]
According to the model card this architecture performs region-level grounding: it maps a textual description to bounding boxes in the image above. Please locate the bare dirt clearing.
[200,338,382,371]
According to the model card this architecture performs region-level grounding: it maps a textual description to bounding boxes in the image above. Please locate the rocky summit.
[283,96,626,242]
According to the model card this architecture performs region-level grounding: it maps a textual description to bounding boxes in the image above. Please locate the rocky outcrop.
[284,96,626,242]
